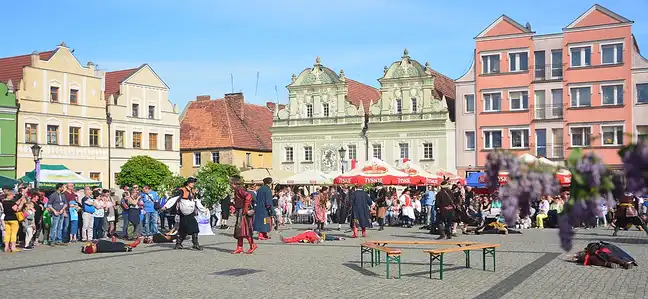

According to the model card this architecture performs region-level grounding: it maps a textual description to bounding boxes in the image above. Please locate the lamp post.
[107,111,113,188]
[30,143,42,189]
[338,147,347,173]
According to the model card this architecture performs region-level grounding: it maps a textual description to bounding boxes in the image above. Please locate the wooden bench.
[423,243,501,280]
[368,240,477,246]
[360,242,402,279]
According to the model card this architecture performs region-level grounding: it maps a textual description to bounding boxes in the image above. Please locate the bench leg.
[439,253,444,280]
[370,249,375,267]
[360,246,364,268]
[482,248,486,271]
[429,254,442,279]
[482,247,496,271]
[464,249,471,268]
[386,254,390,279]
[386,254,401,279]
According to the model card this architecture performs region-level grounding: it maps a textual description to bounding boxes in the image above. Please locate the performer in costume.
[165,177,206,250]
[374,184,388,231]
[434,179,455,240]
[82,238,141,254]
[613,192,648,236]
[231,177,257,254]
[280,230,346,244]
[314,187,329,231]
[253,178,274,240]
[143,233,178,244]
[349,186,372,238]
[569,241,637,269]
[334,187,350,231]
[399,189,415,228]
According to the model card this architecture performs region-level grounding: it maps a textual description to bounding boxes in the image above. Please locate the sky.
[2,0,647,111]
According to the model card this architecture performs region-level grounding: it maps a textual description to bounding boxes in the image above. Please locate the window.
[193,152,201,166]
[69,127,80,146]
[601,43,623,65]
[245,153,251,166]
[395,99,402,114]
[46,125,59,145]
[551,89,563,117]
[115,130,125,148]
[372,144,382,160]
[149,133,158,150]
[322,103,329,117]
[411,98,417,113]
[25,124,38,143]
[482,54,500,74]
[132,132,142,148]
[602,85,623,105]
[483,93,501,112]
[465,131,476,151]
[570,87,591,107]
[285,147,294,162]
[148,105,155,119]
[132,104,139,118]
[551,50,563,78]
[483,130,502,149]
[534,50,545,79]
[212,151,220,163]
[89,128,100,147]
[509,52,529,72]
[89,172,101,182]
[638,126,648,142]
[510,129,530,148]
[465,94,475,113]
[399,143,409,159]
[306,104,313,118]
[69,89,78,104]
[638,84,648,104]
[571,127,591,147]
[570,46,591,67]
[304,146,313,162]
[602,125,624,146]
[165,134,173,151]
[347,145,357,160]
[509,91,529,110]
[423,143,434,159]
[50,86,59,103]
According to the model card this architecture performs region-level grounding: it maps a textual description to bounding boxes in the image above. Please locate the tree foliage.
[195,162,240,206]
[116,155,172,189]
[158,174,186,198]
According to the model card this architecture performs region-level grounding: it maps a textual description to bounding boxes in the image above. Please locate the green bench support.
[425,244,500,280]
[360,243,402,279]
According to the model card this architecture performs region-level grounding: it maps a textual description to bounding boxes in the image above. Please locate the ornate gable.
[564,4,632,30]
[475,15,532,39]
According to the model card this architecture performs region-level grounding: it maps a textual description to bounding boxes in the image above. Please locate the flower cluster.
[485,152,521,191]
[619,141,648,194]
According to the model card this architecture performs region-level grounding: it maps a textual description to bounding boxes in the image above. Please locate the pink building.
[456,4,648,176]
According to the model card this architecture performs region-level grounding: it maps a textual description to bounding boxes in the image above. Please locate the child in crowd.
[69,200,79,242]
[42,209,51,245]
[22,202,36,250]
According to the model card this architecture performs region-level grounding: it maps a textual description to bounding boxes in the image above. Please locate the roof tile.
[104,67,139,102]
[0,50,56,85]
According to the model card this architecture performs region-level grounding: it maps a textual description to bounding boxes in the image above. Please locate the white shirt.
[413,200,422,212]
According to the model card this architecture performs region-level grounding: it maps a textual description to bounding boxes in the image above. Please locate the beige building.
[105,65,181,186]
[1,43,109,185]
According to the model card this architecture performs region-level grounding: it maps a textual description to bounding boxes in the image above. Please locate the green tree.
[116,155,172,189]
[195,162,240,206]
[158,174,186,197]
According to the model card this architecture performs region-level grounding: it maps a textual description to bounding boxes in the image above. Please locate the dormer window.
[322,103,330,117]
[411,98,417,113]
[395,99,402,114]
[306,104,313,118]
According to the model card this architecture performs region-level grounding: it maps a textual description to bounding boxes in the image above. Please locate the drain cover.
[210,268,263,277]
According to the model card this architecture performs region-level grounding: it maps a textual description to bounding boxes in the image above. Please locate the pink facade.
[456,5,648,175]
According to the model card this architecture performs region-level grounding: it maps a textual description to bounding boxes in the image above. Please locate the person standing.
[3,190,25,252]
[80,188,94,242]
[29,191,45,247]
[254,178,274,240]
[374,185,388,231]
[399,189,415,228]
[141,185,160,238]
[434,180,455,240]
[62,183,77,243]
[423,186,436,229]
[169,177,202,250]
[613,192,648,236]
[335,187,349,231]
[314,186,329,231]
[349,186,372,238]
[47,183,67,246]
[231,176,257,254]
[220,195,232,229]
[92,190,106,240]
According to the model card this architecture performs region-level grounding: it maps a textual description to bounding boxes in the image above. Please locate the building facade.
[179,93,273,177]
[271,53,456,176]
[105,64,181,186]
[456,4,648,176]
[0,82,17,178]
[0,43,109,185]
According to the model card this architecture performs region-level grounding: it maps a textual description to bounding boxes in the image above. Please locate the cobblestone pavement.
[1,224,647,299]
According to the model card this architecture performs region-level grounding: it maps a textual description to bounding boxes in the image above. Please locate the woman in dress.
[169,177,206,250]
[399,189,416,228]
[613,192,648,236]
[231,177,257,254]
[314,187,329,231]
[375,185,388,231]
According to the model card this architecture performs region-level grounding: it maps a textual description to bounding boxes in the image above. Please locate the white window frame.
[395,99,402,114]
[193,152,201,167]
[569,44,593,67]
[600,83,624,106]
[508,50,529,72]
[305,104,313,118]
[569,126,593,147]
[464,131,476,151]
[284,147,294,162]
[508,89,529,111]
[599,41,624,65]
[483,92,502,112]
[211,151,220,163]
[347,144,357,160]
[569,85,592,107]
[304,146,313,162]
[464,94,475,113]
[411,98,418,113]
[423,143,434,159]
[399,143,409,159]
[322,103,330,117]
[481,53,501,74]
[637,83,648,104]
[372,144,382,160]
[636,125,648,143]
[600,123,625,146]
[482,129,503,150]
[509,128,531,149]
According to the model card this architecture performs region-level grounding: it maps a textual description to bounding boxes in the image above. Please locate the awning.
[20,164,101,189]
[0,175,19,189]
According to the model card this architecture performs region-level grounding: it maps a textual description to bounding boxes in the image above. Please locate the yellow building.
[4,43,109,186]
[179,93,273,177]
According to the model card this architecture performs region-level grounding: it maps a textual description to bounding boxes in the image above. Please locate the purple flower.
[621,142,648,194]
[558,214,574,251]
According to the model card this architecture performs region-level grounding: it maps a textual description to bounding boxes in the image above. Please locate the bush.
[116,156,172,190]
[158,174,186,198]
[195,162,240,206]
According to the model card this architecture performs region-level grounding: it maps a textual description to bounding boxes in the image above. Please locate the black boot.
[435,223,445,240]
[174,234,185,250]
[191,233,202,251]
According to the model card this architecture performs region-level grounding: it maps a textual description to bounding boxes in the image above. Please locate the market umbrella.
[20,164,101,189]
[431,168,466,185]
[0,175,19,188]
[333,157,413,185]
[240,168,295,184]
[278,169,333,185]
[396,160,443,185]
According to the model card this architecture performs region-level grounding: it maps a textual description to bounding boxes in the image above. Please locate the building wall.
[108,65,180,187]
[15,45,109,186]
[179,149,271,177]
[455,62,477,177]
[632,49,648,141]
[0,83,17,178]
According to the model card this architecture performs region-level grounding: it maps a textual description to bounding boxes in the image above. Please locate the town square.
[1,1,648,298]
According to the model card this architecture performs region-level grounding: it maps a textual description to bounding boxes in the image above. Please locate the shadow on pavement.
[573,236,648,245]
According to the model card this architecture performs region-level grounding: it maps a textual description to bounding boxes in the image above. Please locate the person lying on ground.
[568,241,637,269]
[280,230,346,244]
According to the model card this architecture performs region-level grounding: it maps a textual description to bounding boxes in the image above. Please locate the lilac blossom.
[621,141,648,194]
[558,214,575,251]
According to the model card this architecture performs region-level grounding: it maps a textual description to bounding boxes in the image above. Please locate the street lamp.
[107,111,113,188]
[338,147,347,173]
[30,143,42,189]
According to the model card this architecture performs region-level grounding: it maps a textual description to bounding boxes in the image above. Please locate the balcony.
[534,64,563,81]
[534,143,565,160]
[534,104,564,120]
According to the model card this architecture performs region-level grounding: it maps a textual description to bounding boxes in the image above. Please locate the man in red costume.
[231,176,257,254]
[280,230,345,243]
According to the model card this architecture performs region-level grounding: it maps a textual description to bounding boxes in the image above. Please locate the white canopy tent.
[278,169,334,185]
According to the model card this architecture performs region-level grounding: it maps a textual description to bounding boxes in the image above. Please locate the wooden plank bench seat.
[423,243,501,280]
[360,242,402,279]
[367,240,477,246]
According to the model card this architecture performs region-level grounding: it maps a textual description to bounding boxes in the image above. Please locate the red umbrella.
[334,158,411,185]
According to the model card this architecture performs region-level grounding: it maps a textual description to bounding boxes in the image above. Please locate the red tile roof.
[430,70,456,101]
[345,78,380,112]
[104,67,139,102]
[0,50,56,86]
[180,93,273,151]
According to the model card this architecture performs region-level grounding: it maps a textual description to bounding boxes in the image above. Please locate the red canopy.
[396,161,443,186]
[432,168,466,185]
[334,158,412,185]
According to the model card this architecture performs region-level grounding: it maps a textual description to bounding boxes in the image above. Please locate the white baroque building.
[271,50,457,176]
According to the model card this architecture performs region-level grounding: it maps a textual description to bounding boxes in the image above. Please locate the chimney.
[31,51,40,65]
[225,92,245,118]
[196,95,211,101]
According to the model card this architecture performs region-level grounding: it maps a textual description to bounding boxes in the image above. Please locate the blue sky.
[2,0,647,110]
